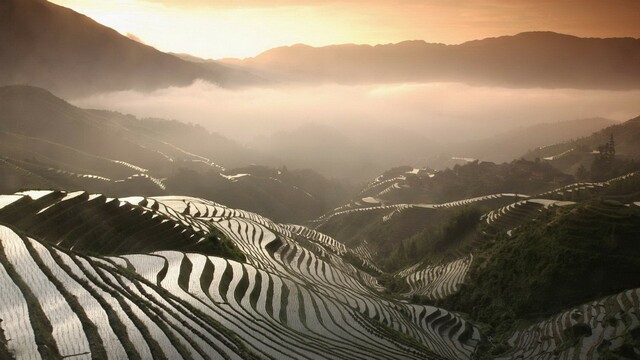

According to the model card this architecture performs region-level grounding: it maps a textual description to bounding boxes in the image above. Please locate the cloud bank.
[69,81,640,180]
[74,81,640,144]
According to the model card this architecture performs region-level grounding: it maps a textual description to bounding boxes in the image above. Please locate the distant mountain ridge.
[0,0,262,96]
[220,32,640,89]
[4,1,639,93]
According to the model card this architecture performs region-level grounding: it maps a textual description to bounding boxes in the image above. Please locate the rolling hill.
[0,191,481,359]
[1,171,639,358]
[0,0,261,96]
[442,198,640,358]
[306,160,639,288]
[0,85,348,222]
[220,32,640,90]
[302,165,640,357]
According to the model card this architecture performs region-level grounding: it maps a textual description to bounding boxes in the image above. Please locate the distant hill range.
[3,1,639,94]
[0,85,347,222]
[219,32,640,90]
[0,0,262,96]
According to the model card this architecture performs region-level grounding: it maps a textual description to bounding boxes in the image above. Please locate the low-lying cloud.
[74,80,640,144]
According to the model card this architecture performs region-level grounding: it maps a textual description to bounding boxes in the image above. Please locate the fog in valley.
[73,80,640,180]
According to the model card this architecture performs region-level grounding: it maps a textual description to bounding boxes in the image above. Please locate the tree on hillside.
[591,133,616,181]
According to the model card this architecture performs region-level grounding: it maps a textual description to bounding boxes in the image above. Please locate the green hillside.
[445,200,640,323]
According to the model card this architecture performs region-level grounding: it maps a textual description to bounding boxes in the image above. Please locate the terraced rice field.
[310,193,526,228]
[351,241,383,274]
[398,255,474,300]
[358,175,407,197]
[0,191,482,359]
[0,191,207,255]
[535,172,638,199]
[484,199,575,234]
[283,224,347,255]
[157,140,226,171]
[543,148,574,161]
[114,173,166,190]
[1,152,166,193]
[498,288,640,359]
[362,172,429,201]
[316,171,638,232]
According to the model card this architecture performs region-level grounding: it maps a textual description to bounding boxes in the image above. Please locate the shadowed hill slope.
[0,85,349,222]
[0,0,261,96]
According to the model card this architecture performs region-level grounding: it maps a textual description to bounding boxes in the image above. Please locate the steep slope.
[484,200,640,305]
[312,160,572,229]
[440,200,640,360]
[220,32,640,90]
[304,166,640,358]
[0,190,244,259]
[0,85,168,170]
[1,179,638,358]
[306,160,573,272]
[0,0,260,96]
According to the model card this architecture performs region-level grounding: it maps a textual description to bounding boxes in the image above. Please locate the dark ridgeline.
[220,32,640,90]
[0,0,262,96]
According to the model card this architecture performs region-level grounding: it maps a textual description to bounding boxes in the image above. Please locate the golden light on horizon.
[49,0,377,59]
[49,0,640,59]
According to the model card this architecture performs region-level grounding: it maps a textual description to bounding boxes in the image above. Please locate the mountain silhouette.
[221,32,640,89]
[0,0,262,96]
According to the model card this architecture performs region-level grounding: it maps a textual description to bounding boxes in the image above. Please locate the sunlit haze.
[49,0,640,58]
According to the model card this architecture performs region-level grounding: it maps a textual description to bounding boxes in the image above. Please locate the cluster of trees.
[590,134,617,181]
[576,134,639,181]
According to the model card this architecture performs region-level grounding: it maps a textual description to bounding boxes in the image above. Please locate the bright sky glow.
[50,0,640,59]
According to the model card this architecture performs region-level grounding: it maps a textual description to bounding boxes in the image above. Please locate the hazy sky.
[50,0,640,59]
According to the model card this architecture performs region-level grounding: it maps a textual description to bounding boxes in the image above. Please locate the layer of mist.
[73,81,640,180]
